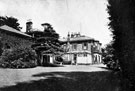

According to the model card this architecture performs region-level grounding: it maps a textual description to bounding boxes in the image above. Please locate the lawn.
[0,70,120,91]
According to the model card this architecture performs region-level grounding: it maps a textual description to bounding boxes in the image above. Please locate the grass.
[0,71,120,91]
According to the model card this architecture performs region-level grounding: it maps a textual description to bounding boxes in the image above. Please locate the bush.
[106,61,120,71]
[55,56,63,62]
[0,48,37,68]
[102,43,120,71]
[0,40,3,56]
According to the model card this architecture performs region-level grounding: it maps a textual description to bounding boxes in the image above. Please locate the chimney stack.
[41,23,50,31]
[26,20,33,33]
[71,33,74,38]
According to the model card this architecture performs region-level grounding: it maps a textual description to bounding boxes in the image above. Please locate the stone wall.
[0,30,33,50]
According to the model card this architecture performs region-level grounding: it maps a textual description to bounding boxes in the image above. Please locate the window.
[78,54,83,57]
[73,44,77,50]
[99,55,101,62]
[83,43,88,50]
[83,54,87,57]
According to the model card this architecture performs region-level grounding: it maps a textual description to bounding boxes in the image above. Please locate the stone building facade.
[0,25,33,51]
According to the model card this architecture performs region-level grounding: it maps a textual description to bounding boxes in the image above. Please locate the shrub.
[0,48,37,68]
[55,56,63,62]
[106,60,120,71]
[102,43,120,71]
[0,40,3,56]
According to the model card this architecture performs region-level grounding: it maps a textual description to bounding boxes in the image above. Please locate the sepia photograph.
[0,0,135,91]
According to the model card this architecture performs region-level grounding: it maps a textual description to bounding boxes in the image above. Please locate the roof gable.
[0,25,32,37]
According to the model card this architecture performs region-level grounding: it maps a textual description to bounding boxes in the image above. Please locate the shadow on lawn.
[97,66,112,70]
[0,71,120,91]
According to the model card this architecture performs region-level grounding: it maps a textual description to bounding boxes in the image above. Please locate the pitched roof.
[0,25,32,37]
[60,35,95,42]
[31,28,41,31]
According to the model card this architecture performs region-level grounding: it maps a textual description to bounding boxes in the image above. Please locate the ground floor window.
[98,55,100,62]
[83,54,87,57]
[78,54,83,57]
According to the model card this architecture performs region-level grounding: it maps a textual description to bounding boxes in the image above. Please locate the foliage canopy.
[0,16,21,31]
[107,0,135,90]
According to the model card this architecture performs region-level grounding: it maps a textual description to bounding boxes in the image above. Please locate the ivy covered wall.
[0,29,33,50]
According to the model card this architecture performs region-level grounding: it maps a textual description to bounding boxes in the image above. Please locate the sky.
[0,0,112,46]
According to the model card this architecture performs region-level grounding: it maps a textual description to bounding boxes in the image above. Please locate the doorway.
[43,55,50,65]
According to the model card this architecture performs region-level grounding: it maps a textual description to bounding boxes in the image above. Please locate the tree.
[107,0,135,90]
[0,16,21,31]
[102,42,120,70]
[0,38,3,56]
[28,23,63,65]
[102,42,114,63]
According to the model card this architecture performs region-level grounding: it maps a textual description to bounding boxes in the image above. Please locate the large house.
[0,21,102,66]
[60,33,102,65]
[25,21,102,65]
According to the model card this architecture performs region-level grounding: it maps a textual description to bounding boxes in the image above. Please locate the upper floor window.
[72,44,77,50]
[83,43,88,50]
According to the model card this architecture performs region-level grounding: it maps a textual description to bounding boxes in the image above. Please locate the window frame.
[72,44,77,50]
[82,42,88,50]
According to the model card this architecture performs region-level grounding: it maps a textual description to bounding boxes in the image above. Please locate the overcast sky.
[0,0,112,46]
